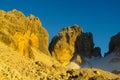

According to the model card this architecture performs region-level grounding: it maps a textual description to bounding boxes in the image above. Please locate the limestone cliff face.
[106,32,120,56]
[49,25,82,66]
[49,25,101,66]
[104,32,120,70]
[75,32,101,58]
[109,32,120,54]
[0,9,120,80]
[0,9,50,58]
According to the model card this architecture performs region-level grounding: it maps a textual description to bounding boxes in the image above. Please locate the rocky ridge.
[80,32,120,75]
[0,9,120,80]
[49,25,83,66]
[107,32,120,56]
[49,25,101,66]
[0,41,119,80]
[0,9,61,67]
[0,9,50,58]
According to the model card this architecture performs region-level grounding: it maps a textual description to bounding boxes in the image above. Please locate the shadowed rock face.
[75,32,95,58]
[76,34,101,57]
[49,25,101,66]
[0,9,50,58]
[92,47,101,57]
[106,32,120,56]
[109,32,120,53]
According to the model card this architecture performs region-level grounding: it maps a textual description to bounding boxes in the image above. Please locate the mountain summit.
[49,25,101,66]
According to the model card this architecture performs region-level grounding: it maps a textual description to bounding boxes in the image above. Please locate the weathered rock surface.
[92,47,101,57]
[90,32,120,73]
[112,69,120,75]
[0,40,119,80]
[0,9,50,59]
[0,9,120,80]
[49,26,82,65]
[75,32,101,58]
[49,25,82,66]
[107,32,120,56]
[49,25,101,66]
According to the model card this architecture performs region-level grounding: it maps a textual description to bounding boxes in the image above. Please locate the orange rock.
[49,25,82,66]
[0,9,50,59]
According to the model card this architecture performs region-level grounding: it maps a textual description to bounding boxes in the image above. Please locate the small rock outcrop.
[49,25,101,66]
[0,9,50,59]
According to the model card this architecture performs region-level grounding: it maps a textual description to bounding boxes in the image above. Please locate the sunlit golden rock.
[0,9,50,59]
[0,41,119,79]
[49,25,82,66]
[49,25,101,66]
[0,9,120,80]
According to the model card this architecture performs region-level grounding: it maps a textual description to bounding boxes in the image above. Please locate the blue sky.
[0,0,120,56]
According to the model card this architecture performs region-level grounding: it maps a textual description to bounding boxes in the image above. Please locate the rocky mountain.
[0,9,120,80]
[0,41,119,80]
[107,32,120,56]
[82,32,120,73]
[49,25,101,66]
[104,32,120,73]
[0,9,60,66]
[0,9,50,58]
[49,25,83,66]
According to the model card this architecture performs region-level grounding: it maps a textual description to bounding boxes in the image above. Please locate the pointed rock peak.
[29,14,37,19]
[12,9,18,11]
[71,24,83,32]
[7,9,26,18]
[60,25,83,34]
